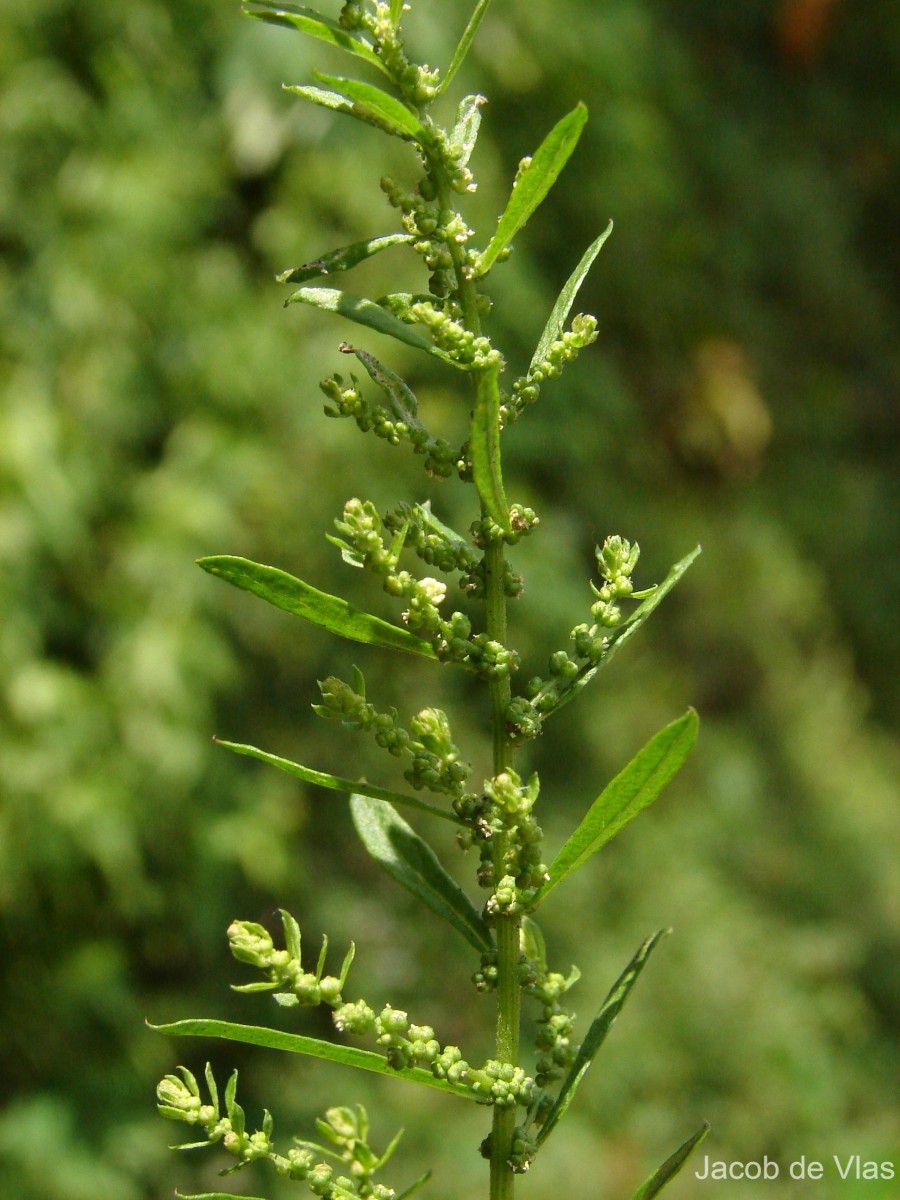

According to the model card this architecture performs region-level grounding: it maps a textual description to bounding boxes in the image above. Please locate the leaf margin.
[214,737,463,825]
[535,930,669,1146]
[629,1122,711,1200]
[197,555,438,659]
[474,102,589,278]
[535,709,699,905]
[350,794,495,953]
[150,1018,474,1100]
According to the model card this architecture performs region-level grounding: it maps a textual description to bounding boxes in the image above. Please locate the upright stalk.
[437,149,524,1196]
[484,532,520,1200]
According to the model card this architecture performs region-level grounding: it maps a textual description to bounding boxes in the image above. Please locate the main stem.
[436,180,522,1200]
[431,150,521,1200]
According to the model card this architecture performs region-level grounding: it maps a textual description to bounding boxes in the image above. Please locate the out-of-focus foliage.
[0,1,897,1198]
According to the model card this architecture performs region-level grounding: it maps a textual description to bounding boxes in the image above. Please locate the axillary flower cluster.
[154,3,706,1199]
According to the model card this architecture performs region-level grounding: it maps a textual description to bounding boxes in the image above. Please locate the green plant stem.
[483,535,512,771]
[432,147,521,1200]
[490,914,521,1200]
[484,530,520,1199]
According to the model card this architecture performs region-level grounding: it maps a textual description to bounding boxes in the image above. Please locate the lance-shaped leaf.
[342,343,421,422]
[198,556,437,659]
[536,931,668,1146]
[389,0,404,24]
[242,2,389,76]
[283,286,458,364]
[604,544,702,668]
[214,737,463,824]
[474,103,588,278]
[529,220,613,374]
[470,363,511,533]
[536,710,698,904]
[284,81,423,144]
[313,71,427,142]
[277,233,413,286]
[440,0,494,95]
[351,795,495,953]
[150,1019,474,1100]
[629,1123,711,1200]
[547,545,701,717]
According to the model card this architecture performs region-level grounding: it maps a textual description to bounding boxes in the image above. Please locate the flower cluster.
[329,499,521,679]
[158,1064,400,1198]
[502,313,599,425]
[321,352,457,478]
[340,2,439,107]
[332,1002,535,1109]
[315,672,471,797]
[409,299,503,369]
[455,769,548,910]
[380,176,477,299]
[525,964,580,1090]
[227,911,354,1009]
[590,534,644,626]
[506,536,656,738]
[383,501,479,578]
[224,912,537,1114]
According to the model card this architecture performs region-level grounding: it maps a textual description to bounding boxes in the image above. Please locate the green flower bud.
[308,1162,334,1195]
[333,999,376,1035]
[377,1005,409,1036]
[288,1146,316,1178]
[227,920,275,969]
[318,975,343,1005]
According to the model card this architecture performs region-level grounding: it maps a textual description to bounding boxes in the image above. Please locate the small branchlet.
[509,536,657,735]
[158,1064,401,1197]
[328,500,522,677]
[333,1001,535,1109]
[228,910,355,1008]
[323,345,459,477]
[502,313,599,425]
[525,964,581,1091]
[315,670,471,797]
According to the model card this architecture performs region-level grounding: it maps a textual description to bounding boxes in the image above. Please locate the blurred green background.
[1,1,897,1197]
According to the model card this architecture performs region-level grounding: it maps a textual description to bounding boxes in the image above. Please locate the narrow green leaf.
[529,220,613,374]
[536,931,668,1146]
[284,82,359,118]
[537,710,699,904]
[548,545,701,716]
[474,103,588,277]
[440,0,494,94]
[214,738,462,824]
[604,545,702,667]
[389,0,404,25]
[150,1019,474,1100]
[343,344,421,422]
[283,286,457,364]
[470,364,511,533]
[397,1171,433,1200]
[313,71,427,142]
[629,1123,711,1200]
[350,795,495,953]
[277,233,413,285]
[198,555,437,659]
[242,2,390,76]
